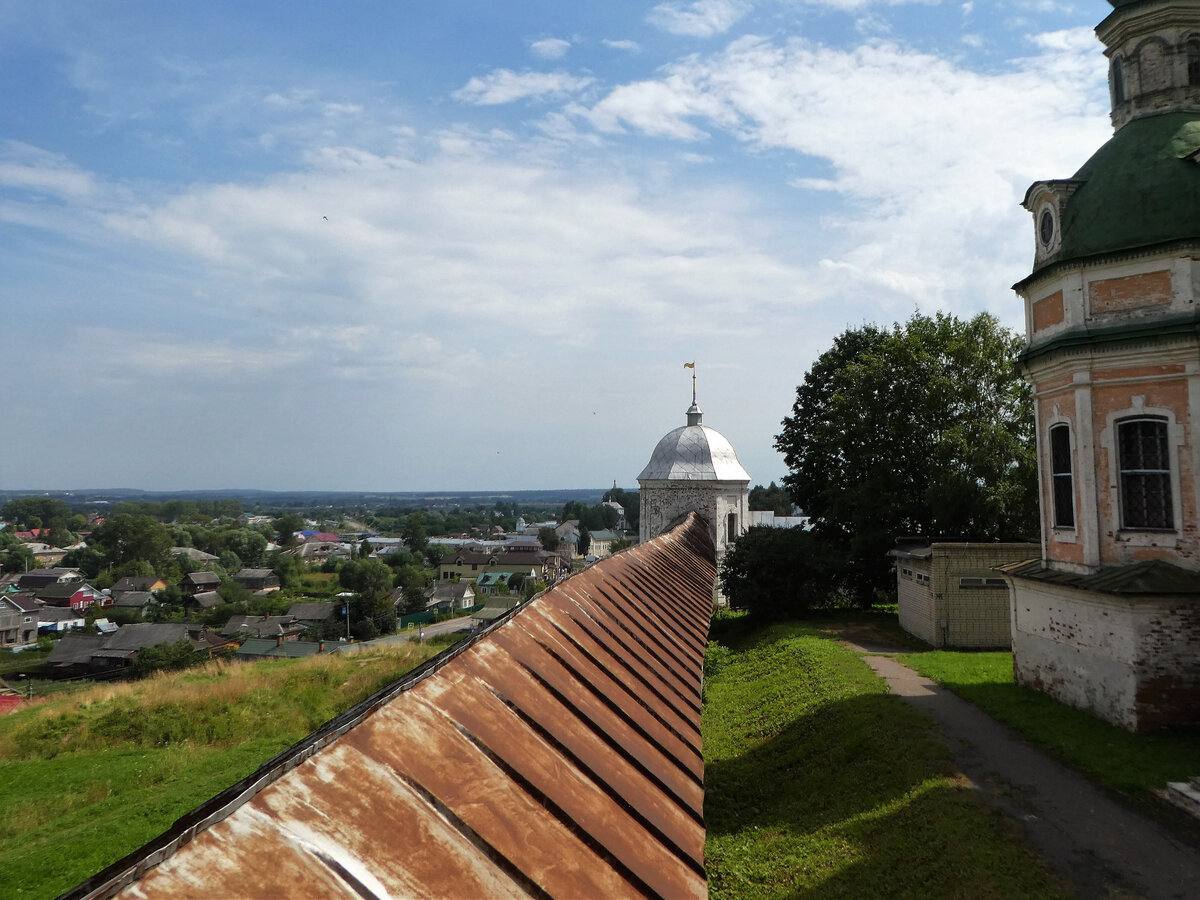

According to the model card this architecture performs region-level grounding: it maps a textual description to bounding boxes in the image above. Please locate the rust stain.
[68,513,716,900]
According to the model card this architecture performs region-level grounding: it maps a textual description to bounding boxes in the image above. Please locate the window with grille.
[1188,40,1200,86]
[1111,56,1126,104]
[1050,424,1074,528]
[1117,417,1173,529]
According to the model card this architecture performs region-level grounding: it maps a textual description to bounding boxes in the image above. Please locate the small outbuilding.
[889,539,1037,649]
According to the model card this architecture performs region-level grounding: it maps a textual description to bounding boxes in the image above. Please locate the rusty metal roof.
[66,512,715,900]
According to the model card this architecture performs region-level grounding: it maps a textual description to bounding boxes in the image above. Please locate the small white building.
[637,398,750,574]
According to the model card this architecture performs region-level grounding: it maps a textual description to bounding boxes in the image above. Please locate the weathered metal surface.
[67,512,715,900]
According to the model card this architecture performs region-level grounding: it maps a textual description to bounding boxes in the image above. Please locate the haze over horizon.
[2,1,1112,492]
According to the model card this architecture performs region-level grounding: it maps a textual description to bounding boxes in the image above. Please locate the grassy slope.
[0,638,458,899]
[902,651,1200,800]
[703,620,1070,899]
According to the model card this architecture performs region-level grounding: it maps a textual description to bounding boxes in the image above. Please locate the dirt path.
[839,634,1200,900]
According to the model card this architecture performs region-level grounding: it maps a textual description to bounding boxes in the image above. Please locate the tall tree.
[775,312,1036,604]
[93,514,175,573]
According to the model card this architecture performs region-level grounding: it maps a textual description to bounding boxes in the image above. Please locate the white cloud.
[0,142,95,199]
[646,0,752,38]
[578,29,1109,311]
[453,69,596,105]
[603,39,642,52]
[530,38,571,59]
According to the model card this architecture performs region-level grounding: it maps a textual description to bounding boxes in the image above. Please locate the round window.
[1039,208,1055,247]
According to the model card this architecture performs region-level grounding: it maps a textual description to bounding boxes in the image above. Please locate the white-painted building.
[637,399,750,577]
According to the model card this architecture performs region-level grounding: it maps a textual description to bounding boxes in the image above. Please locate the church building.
[637,392,750,574]
[1005,0,1200,730]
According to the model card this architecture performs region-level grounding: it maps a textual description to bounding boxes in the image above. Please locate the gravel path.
[850,644,1200,900]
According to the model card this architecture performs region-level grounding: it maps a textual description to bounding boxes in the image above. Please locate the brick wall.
[1011,579,1200,730]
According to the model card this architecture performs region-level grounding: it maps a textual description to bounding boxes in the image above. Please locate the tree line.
[722,311,1037,617]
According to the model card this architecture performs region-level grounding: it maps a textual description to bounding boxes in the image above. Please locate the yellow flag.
[683,361,695,369]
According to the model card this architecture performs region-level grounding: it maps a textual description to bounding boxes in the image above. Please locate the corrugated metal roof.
[67,512,716,900]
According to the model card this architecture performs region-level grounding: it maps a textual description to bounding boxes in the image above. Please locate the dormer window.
[1039,209,1055,248]
[1188,40,1200,86]
[1111,55,1126,105]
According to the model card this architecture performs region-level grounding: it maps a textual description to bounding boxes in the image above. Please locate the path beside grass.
[860,651,1200,900]
[703,619,1070,899]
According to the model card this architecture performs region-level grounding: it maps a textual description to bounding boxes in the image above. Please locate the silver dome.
[637,404,751,482]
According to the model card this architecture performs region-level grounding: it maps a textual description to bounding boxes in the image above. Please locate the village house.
[423,582,475,614]
[437,549,561,583]
[33,581,107,612]
[16,567,84,590]
[232,568,280,593]
[180,571,221,596]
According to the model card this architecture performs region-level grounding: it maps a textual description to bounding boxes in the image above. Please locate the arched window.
[1188,40,1200,86]
[1111,56,1126,105]
[1049,424,1074,528]
[726,512,738,544]
[1117,417,1173,529]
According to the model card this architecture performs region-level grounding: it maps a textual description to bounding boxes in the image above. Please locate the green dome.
[1058,112,1200,264]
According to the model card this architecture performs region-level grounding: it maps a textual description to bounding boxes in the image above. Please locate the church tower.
[1006,0,1200,730]
[637,388,750,570]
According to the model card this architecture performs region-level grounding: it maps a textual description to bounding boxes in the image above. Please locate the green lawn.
[901,650,1200,800]
[0,638,459,899]
[703,619,1070,899]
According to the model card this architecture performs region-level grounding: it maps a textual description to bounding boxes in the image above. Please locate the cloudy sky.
[1,0,1114,492]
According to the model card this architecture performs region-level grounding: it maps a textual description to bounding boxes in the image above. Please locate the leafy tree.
[775,312,1036,604]
[60,546,104,579]
[339,558,394,602]
[748,482,794,516]
[93,514,174,573]
[578,525,591,558]
[225,529,267,567]
[609,537,632,554]
[0,530,35,574]
[538,527,560,552]
[1,497,72,528]
[402,513,428,554]
[274,514,305,546]
[719,526,837,618]
[522,579,547,601]
[219,551,242,573]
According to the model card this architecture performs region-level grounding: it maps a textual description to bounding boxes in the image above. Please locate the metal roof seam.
[544,618,702,734]
[591,575,707,660]
[382,761,555,900]
[447,720,671,899]
[462,654,702,819]
[529,635,703,758]
[478,682,708,870]
[583,600,702,704]
[556,592,701,710]
[510,656,704,788]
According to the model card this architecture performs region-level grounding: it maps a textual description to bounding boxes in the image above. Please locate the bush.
[719,526,841,619]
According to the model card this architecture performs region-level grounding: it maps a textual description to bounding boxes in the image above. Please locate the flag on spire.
[683,362,695,369]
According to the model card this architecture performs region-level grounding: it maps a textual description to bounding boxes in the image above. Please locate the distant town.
[0,484,799,684]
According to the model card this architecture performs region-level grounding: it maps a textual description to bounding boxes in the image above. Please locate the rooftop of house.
[64,513,716,900]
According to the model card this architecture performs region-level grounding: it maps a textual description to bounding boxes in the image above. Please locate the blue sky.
[1,0,1113,492]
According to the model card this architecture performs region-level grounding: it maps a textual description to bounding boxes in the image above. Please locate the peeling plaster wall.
[638,480,747,561]
[1011,580,1200,730]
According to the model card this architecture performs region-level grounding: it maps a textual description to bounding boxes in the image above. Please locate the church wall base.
[1011,578,1200,731]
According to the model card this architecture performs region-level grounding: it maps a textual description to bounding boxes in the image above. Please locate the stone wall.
[639,480,747,560]
[1011,579,1200,730]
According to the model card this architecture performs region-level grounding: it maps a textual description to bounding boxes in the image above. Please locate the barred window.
[1188,40,1200,86]
[1050,424,1074,528]
[1117,417,1173,529]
